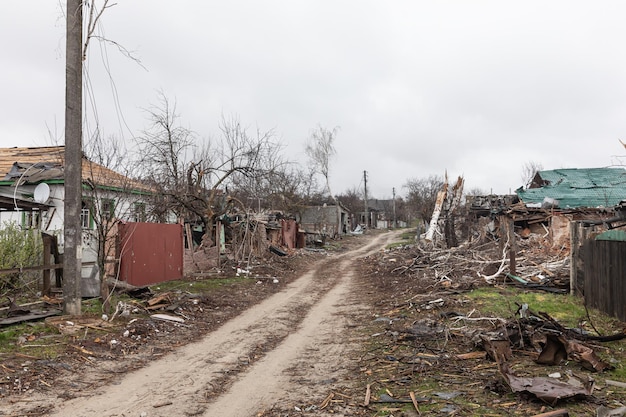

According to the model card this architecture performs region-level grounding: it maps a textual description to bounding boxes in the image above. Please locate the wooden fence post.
[42,233,52,297]
[569,221,579,296]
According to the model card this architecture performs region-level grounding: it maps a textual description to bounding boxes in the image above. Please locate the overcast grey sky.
[2,1,626,199]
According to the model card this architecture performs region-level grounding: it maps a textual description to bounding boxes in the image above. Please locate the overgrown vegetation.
[386,228,416,249]
[465,287,622,330]
[0,222,43,297]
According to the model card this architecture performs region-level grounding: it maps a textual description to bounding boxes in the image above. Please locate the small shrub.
[0,222,43,295]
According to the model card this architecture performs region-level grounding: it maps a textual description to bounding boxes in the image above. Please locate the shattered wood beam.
[448,176,464,212]
[363,384,371,406]
[478,233,510,284]
[409,391,421,415]
[425,184,448,241]
[505,218,516,276]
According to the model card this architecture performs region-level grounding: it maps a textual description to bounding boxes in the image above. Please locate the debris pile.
[353,235,626,415]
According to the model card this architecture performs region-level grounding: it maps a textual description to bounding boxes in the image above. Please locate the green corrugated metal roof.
[516,168,626,209]
[596,230,626,241]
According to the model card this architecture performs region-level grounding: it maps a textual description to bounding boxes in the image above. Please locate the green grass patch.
[385,241,408,250]
[0,322,66,358]
[399,229,416,240]
[385,229,417,249]
[323,242,344,251]
[465,287,622,332]
[82,297,105,315]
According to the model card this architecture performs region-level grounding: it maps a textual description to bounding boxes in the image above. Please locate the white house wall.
[0,183,152,241]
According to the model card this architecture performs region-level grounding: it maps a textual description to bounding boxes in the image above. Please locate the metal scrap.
[501,364,594,406]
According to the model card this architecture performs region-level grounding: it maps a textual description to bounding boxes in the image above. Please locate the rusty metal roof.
[516,168,626,209]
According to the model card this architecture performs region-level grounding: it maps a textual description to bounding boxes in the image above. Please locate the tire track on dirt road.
[49,230,402,417]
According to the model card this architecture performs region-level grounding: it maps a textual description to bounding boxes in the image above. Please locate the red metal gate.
[118,222,183,286]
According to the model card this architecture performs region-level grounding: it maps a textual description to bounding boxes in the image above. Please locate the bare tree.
[230,163,313,216]
[466,187,487,196]
[135,92,197,222]
[306,125,342,237]
[404,175,445,226]
[337,187,363,217]
[83,133,148,313]
[521,161,544,189]
[216,117,286,212]
[135,94,285,243]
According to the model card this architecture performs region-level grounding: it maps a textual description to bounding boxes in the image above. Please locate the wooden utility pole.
[63,0,83,315]
[363,170,368,227]
[392,187,396,229]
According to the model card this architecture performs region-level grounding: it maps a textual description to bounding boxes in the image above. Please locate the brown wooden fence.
[582,239,626,321]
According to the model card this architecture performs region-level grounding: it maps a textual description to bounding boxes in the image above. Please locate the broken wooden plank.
[70,344,95,355]
[456,351,487,360]
[0,300,44,312]
[150,313,185,323]
[319,392,334,409]
[530,409,569,417]
[605,380,626,389]
[409,391,421,416]
[363,384,371,406]
[147,293,172,307]
[0,309,62,326]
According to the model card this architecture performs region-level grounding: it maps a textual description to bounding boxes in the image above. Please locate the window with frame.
[22,210,41,229]
[101,198,115,221]
[81,200,93,229]
[133,202,146,222]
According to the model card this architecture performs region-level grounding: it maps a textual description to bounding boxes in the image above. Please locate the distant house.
[298,202,350,240]
[517,168,626,209]
[363,198,407,229]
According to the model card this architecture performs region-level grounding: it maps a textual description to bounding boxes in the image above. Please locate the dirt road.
[45,230,401,417]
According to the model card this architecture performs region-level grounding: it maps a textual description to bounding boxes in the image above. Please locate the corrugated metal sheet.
[596,230,626,241]
[118,222,183,286]
[583,239,626,321]
[517,168,626,209]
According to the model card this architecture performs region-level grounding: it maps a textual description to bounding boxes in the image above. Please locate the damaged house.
[514,167,626,247]
[468,168,626,249]
[360,199,406,230]
[297,201,351,242]
[469,167,626,320]
[518,167,626,209]
[0,146,163,295]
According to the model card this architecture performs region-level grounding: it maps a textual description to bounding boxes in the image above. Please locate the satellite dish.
[33,183,50,204]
